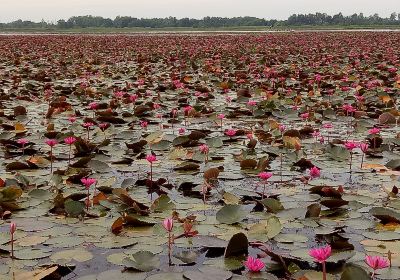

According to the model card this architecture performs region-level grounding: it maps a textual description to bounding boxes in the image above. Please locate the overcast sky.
[1,0,399,22]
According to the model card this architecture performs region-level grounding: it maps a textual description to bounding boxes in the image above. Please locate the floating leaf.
[216,205,249,224]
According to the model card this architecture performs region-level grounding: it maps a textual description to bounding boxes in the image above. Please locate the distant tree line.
[1,13,400,29]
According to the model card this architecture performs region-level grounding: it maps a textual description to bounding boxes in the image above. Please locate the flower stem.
[87,188,90,211]
[10,233,14,259]
[168,232,172,266]
[322,261,327,280]
[50,147,53,174]
[280,153,283,183]
[360,153,364,169]
[68,145,71,165]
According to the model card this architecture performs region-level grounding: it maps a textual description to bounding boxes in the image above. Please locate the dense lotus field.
[0,32,400,279]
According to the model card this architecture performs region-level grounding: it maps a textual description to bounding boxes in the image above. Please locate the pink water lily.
[162,217,174,232]
[344,141,358,151]
[300,112,310,121]
[259,172,272,181]
[345,141,358,174]
[359,142,369,168]
[199,144,210,162]
[146,154,157,163]
[9,222,16,259]
[308,166,320,179]
[17,138,28,146]
[247,100,257,106]
[129,94,138,102]
[322,123,333,129]
[368,127,380,135]
[114,91,125,98]
[81,178,96,210]
[342,104,356,114]
[309,245,331,263]
[140,120,148,129]
[258,172,272,199]
[88,102,98,110]
[225,129,236,137]
[81,178,97,189]
[17,138,29,155]
[46,139,57,173]
[45,139,58,147]
[163,217,174,265]
[146,154,157,196]
[64,136,77,145]
[309,245,331,280]
[244,256,265,272]
[365,255,389,279]
[82,122,94,128]
[178,127,186,135]
[64,136,77,164]
[68,116,77,123]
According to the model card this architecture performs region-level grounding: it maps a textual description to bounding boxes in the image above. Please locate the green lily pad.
[216,205,249,224]
[123,251,160,272]
[183,267,232,280]
[50,248,93,263]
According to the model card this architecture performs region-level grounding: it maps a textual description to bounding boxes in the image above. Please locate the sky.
[1,0,399,23]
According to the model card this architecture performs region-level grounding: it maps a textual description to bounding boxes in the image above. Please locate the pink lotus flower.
[10,222,16,234]
[114,91,125,98]
[344,141,358,151]
[259,172,273,181]
[315,74,322,82]
[183,106,193,114]
[68,116,77,123]
[244,256,265,272]
[129,94,138,103]
[247,133,253,140]
[17,138,28,146]
[146,154,157,163]
[368,127,380,135]
[308,166,320,179]
[322,123,333,129]
[64,137,77,145]
[309,245,331,263]
[355,94,365,103]
[217,114,225,120]
[171,109,178,117]
[359,143,369,153]
[342,104,356,113]
[81,178,97,189]
[300,112,310,120]
[279,124,286,132]
[199,144,209,154]
[162,217,174,232]
[82,122,94,128]
[247,100,257,106]
[9,222,16,259]
[88,102,98,110]
[140,121,148,128]
[225,129,236,137]
[153,103,161,110]
[365,255,389,271]
[45,139,58,147]
[178,127,185,135]
[99,123,109,130]
[312,131,320,138]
